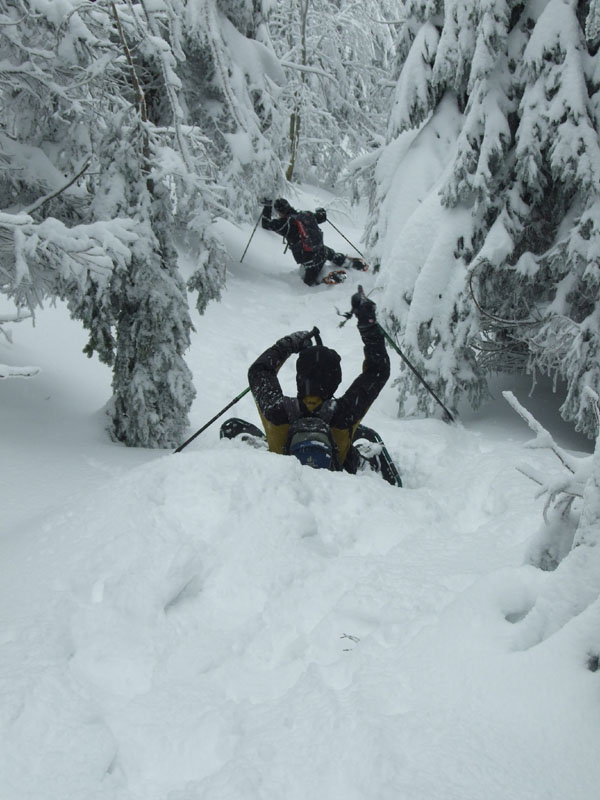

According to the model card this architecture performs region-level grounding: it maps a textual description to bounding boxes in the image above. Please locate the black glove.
[259,196,273,206]
[279,330,314,355]
[315,207,327,222]
[351,292,377,326]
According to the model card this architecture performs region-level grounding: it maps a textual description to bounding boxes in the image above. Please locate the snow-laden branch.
[0,311,31,324]
[202,2,243,131]
[279,60,334,80]
[0,363,40,379]
[0,211,137,311]
[502,390,581,473]
[137,0,192,172]
[504,390,594,532]
[23,158,91,216]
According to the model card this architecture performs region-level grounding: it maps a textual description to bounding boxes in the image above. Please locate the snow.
[1,187,599,800]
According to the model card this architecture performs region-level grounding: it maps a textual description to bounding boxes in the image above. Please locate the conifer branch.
[23,159,91,216]
[468,260,541,328]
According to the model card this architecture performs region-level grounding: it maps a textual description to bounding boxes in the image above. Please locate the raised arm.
[260,200,288,235]
[248,331,314,423]
[334,294,390,425]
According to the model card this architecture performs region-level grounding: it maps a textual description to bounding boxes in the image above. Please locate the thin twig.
[468,259,541,328]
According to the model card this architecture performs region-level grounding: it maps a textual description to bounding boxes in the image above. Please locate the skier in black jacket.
[261,197,368,286]
[220,291,401,485]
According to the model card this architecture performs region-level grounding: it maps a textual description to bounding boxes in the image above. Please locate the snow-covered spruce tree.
[368,0,600,433]
[267,0,400,186]
[108,0,228,320]
[107,175,195,450]
[85,4,200,448]
[1,1,198,447]
[365,0,496,417]
[470,0,600,439]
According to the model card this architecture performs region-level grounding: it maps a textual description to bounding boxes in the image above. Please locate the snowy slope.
[1,188,598,800]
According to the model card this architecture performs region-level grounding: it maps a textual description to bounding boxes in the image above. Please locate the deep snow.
[1,187,598,800]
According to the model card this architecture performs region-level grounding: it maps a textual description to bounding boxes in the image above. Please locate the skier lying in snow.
[260,197,369,286]
[220,291,402,486]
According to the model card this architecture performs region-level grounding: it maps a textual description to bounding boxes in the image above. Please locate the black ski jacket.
[261,204,326,265]
[248,324,390,466]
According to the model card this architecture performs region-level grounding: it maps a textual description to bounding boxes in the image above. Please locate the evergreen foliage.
[0,0,289,447]
[109,217,195,449]
[368,0,600,436]
[8,0,600,445]
[88,108,196,448]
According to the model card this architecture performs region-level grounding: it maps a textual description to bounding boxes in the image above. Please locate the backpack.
[283,400,340,471]
[291,211,324,254]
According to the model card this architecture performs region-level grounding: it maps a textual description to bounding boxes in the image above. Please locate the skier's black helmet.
[296,345,342,400]
[274,198,294,216]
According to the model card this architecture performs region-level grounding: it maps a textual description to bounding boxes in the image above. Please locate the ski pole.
[173,327,322,453]
[339,286,455,423]
[173,387,251,453]
[240,211,263,263]
[377,325,455,423]
[326,219,365,259]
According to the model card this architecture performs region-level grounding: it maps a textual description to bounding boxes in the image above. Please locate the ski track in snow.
[1,189,599,800]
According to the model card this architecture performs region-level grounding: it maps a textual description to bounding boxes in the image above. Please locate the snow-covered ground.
[1,188,598,800]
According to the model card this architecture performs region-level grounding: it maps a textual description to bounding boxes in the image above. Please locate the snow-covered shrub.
[504,388,600,573]
[506,389,600,663]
